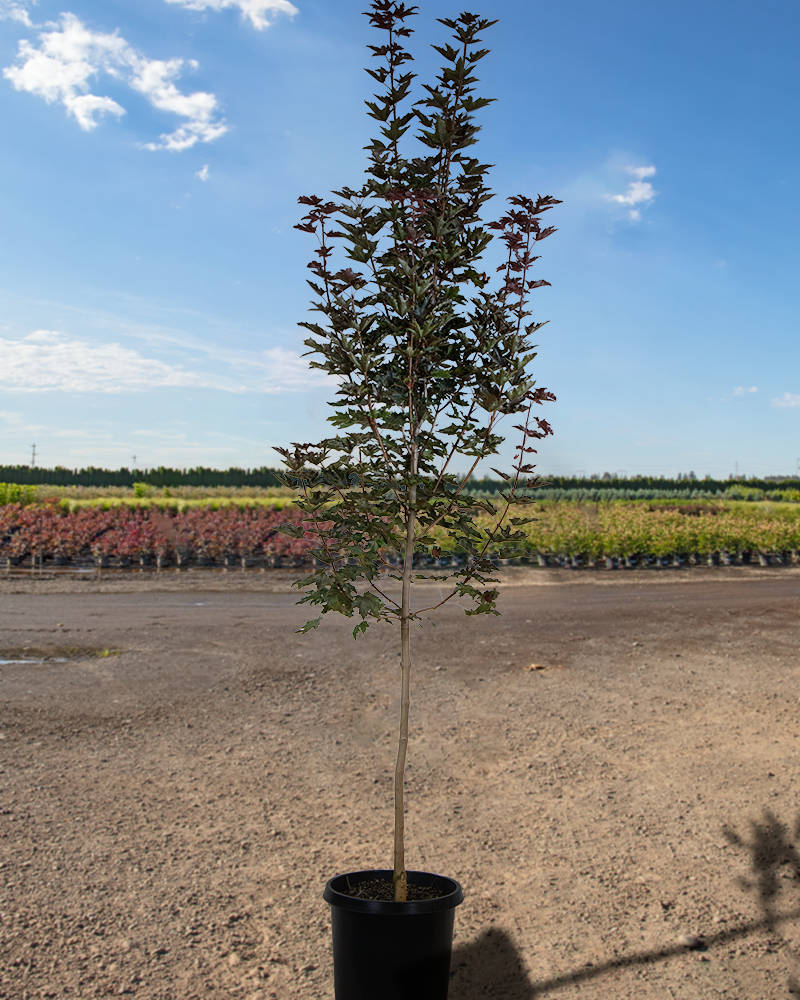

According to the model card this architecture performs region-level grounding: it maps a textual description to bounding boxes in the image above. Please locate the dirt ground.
[1,564,799,1000]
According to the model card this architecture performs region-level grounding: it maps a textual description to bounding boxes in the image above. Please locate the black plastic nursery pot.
[323,870,464,1000]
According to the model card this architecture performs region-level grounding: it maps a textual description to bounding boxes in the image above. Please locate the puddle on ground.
[0,647,120,664]
[0,658,69,665]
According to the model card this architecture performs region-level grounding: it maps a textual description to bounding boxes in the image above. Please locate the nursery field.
[2,497,800,570]
[0,569,799,999]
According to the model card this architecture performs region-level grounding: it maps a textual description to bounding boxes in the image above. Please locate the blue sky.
[0,0,798,479]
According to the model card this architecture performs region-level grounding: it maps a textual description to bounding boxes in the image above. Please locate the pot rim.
[324,869,464,915]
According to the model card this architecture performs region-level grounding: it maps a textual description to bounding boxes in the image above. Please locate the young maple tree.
[276,0,559,902]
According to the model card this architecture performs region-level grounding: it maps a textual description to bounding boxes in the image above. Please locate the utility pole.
[31,444,36,468]
[132,454,137,467]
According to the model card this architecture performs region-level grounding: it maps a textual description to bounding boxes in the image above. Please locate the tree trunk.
[393,484,416,902]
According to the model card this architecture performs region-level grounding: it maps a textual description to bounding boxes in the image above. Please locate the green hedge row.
[3,464,799,493]
[0,465,284,488]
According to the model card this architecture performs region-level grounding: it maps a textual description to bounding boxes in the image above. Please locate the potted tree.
[276,4,559,997]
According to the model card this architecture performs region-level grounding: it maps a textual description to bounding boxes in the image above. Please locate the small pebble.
[677,933,704,949]
[228,952,241,967]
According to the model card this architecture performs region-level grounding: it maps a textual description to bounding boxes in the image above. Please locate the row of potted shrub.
[0,503,313,568]
[462,501,800,563]
[2,501,800,568]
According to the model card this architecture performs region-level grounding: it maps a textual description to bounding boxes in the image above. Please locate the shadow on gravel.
[449,809,800,999]
[722,808,800,929]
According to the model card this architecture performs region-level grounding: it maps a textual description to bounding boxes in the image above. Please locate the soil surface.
[1,565,799,999]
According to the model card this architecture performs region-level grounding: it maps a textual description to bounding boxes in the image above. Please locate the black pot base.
[324,870,463,1000]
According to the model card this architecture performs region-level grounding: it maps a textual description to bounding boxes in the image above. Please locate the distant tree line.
[0,465,284,488]
[469,474,800,496]
[1,465,799,495]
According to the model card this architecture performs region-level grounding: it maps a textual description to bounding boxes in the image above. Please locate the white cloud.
[772,392,800,409]
[0,0,35,25]
[0,330,242,392]
[253,346,331,392]
[196,163,210,180]
[0,408,43,430]
[0,331,332,394]
[2,13,227,149]
[733,386,758,395]
[164,0,298,31]
[606,165,657,221]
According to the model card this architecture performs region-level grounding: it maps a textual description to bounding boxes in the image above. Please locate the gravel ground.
[1,565,799,999]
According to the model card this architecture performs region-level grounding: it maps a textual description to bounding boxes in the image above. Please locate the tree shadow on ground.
[449,808,800,998]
